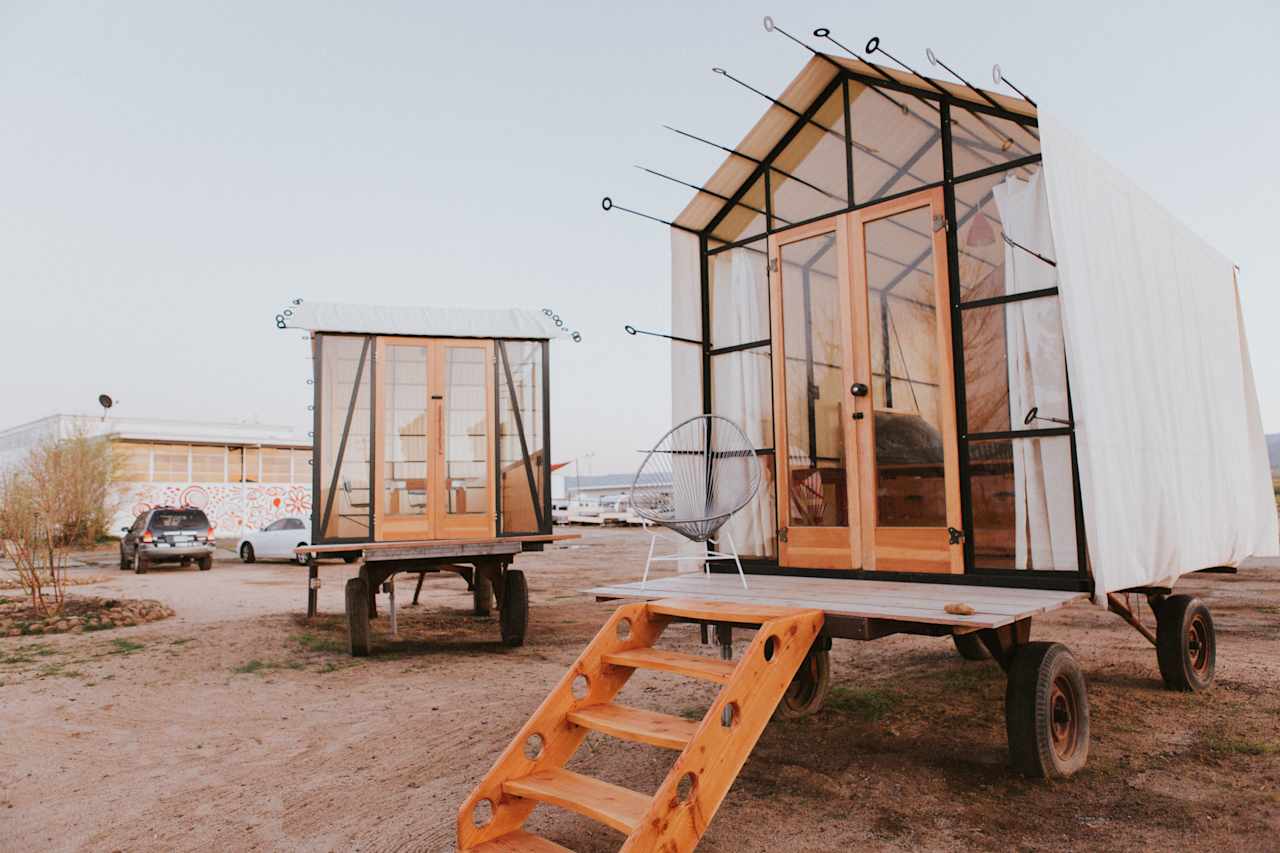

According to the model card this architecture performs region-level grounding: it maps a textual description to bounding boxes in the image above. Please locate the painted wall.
[112,481,312,537]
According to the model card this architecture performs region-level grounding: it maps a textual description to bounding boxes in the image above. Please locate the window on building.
[261,448,292,483]
[243,447,260,483]
[114,443,151,482]
[291,449,311,484]
[191,446,227,483]
[151,444,190,482]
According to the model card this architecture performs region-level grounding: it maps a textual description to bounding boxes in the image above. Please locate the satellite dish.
[98,394,114,410]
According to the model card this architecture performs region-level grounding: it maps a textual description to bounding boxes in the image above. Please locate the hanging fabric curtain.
[708,246,774,556]
[992,170,1077,570]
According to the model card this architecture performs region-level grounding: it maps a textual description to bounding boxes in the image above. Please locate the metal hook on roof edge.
[992,63,1038,107]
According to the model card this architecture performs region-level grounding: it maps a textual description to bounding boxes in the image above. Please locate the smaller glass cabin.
[290,303,561,546]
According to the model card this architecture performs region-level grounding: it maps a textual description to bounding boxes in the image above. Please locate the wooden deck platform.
[589,573,1087,635]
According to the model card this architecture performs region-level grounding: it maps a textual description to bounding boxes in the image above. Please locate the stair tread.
[603,647,737,684]
[464,829,573,852]
[503,767,649,835]
[568,702,700,750]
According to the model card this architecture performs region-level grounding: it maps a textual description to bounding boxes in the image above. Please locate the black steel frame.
[694,62,1090,591]
[311,332,553,546]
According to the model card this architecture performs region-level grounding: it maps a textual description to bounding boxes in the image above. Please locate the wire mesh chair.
[630,414,762,589]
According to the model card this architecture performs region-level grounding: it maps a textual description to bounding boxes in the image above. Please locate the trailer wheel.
[773,647,831,720]
[197,555,213,571]
[1006,641,1089,779]
[133,552,148,574]
[499,570,528,647]
[345,576,372,657]
[473,573,494,616]
[1156,595,1215,692]
[952,633,989,661]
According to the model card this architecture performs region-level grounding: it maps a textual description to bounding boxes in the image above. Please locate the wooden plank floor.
[588,573,1087,630]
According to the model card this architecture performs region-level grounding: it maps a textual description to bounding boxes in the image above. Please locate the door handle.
[850,383,869,397]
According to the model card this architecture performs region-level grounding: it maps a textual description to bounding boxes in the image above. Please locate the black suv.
[119,507,216,573]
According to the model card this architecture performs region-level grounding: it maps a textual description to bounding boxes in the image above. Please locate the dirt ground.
[1,527,1277,852]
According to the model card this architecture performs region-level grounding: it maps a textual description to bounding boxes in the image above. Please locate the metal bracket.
[947,526,965,545]
[768,257,779,272]
[777,527,789,543]
[932,214,947,233]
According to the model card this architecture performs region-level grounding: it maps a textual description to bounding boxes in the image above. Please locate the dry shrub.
[0,429,118,617]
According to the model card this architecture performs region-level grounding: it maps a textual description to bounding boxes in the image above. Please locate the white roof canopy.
[288,301,570,340]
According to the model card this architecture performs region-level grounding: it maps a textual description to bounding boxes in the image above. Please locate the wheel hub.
[1187,614,1210,676]
[1049,675,1079,759]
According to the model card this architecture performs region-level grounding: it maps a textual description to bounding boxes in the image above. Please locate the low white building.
[0,415,311,537]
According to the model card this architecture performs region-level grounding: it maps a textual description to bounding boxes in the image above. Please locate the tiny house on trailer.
[458,34,1276,853]
[287,302,573,655]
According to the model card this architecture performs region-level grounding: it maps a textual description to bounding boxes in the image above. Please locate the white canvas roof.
[288,301,569,340]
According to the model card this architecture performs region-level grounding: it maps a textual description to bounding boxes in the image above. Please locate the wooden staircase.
[457,598,825,852]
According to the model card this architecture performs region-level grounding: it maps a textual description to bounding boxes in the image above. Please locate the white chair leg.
[724,529,748,590]
[641,533,658,589]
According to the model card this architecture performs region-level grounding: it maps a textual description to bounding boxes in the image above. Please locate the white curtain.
[708,247,774,556]
[992,170,1077,570]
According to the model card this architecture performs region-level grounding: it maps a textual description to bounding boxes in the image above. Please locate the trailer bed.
[590,573,1086,635]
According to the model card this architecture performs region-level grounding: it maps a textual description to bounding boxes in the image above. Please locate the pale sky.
[1,0,1276,475]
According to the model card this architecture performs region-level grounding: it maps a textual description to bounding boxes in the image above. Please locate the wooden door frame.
[767,215,861,569]
[846,187,962,573]
[372,337,497,543]
[373,336,436,542]
[432,339,497,540]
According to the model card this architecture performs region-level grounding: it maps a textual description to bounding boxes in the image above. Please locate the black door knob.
[850,383,869,397]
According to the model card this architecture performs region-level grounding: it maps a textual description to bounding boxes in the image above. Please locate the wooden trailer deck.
[590,573,1088,637]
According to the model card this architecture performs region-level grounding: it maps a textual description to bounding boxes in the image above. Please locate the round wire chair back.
[630,414,761,543]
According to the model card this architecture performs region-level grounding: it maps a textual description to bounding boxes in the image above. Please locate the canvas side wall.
[1041,113,1278,601]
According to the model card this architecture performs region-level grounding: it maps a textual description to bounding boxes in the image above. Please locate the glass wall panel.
[261,448,292,484]
[708,241,769,349]
[770,89,849,227]
[115,442,151,481]
[443,347,489,514]
[864,206,946,527]
[950,108,1040,178]
[722,451,777,558]
[192,446,227,482]
[709,173,767,244]
[499,341,546,534]
[968,436,1077,571]
[228,447,243,482]
[152,444,189,481]
[962,296,1068,434]
[318,335,372,538]
[710,346,772,448]
[382,344,429,517]
[849,82,943,204]
[779,231,846,527]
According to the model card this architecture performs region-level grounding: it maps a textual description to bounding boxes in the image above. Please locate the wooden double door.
[374,337,496,542]
[768,188,962,573]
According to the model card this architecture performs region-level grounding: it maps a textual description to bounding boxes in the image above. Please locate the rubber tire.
[198,555,213,571]
[1006,641,1090,779]
[120,548,129,570]
[240,543,256,563]
[953,632,989,661]
[773,648,832,720]
[499,570,528,647]
[294,544,309,566]
[133,552,148,575]
[1156,595,1215,692]
[345,576,371,657]
[181,557,193,567]
[472,574,494,616]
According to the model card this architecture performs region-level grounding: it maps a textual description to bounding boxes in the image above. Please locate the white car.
[237,517,311,564]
